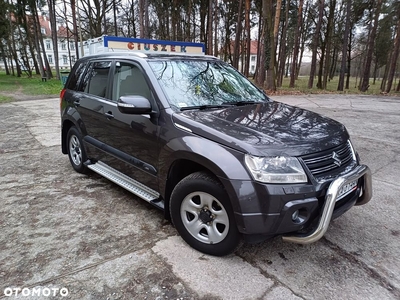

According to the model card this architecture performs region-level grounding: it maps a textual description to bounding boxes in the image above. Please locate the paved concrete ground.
[0,94,399,299]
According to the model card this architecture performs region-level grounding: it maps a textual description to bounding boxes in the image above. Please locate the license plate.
[337,180,358,201]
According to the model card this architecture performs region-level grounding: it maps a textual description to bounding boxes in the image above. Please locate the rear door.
[76,60,112,139]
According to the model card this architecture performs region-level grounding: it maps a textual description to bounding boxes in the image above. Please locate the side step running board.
[86,161,163,209]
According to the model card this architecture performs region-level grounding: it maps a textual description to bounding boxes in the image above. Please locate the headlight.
[244,155,307,183]
[348,140,357,161]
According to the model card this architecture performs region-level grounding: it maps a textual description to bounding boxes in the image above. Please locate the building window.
[48,55,53,64]
[41,27,46,34]
[70,42,75,50]
[46,40,51,50]
[71,56,76,64]
[251,56,256,62]
[61,42,66,50]
[251,65,255,73]
[63,55,68,64]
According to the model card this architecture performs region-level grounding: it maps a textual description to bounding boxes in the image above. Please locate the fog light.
[292,210,299,221]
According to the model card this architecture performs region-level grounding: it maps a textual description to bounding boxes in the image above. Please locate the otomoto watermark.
[3,287,68,297]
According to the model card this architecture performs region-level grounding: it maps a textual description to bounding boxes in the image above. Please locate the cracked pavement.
[0,94,399,299]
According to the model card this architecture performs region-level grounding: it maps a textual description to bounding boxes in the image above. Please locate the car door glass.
[81,61,112,98]
[113,62,152,102]
[67,60,88,91]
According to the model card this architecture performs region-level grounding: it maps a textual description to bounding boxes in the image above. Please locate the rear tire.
[170,171,241,256]
[66,126,88,174]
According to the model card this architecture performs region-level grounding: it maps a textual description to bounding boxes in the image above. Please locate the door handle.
[105,111,114,119]
[74,100,80,107]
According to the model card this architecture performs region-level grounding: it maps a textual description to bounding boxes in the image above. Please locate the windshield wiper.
[179,101,263,111]
[180,104,232,111]
[225,100,261,106]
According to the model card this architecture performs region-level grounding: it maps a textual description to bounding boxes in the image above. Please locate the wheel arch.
[159,137,251,220]
[162,159,215,220]
[61,107,86,154]
[61,119,75,154]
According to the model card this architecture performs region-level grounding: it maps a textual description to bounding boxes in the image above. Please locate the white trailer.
[82,36,205,56]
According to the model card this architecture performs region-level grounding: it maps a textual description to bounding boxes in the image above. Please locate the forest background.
[0,0,399,94]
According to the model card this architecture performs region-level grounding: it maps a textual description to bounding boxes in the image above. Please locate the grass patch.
[0,94,14,103]
[22,78,64,95]
[0,72,63,98]
[268,76,399,96]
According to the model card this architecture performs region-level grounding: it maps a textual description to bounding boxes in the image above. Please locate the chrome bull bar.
[282,164,372,244]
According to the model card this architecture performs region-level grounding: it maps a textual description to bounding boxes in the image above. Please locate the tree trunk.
[233,0,243,69]
[200,0,207,44]
[308,0,325,89]
[396,77,400,91]
[139,0,144,38]
[47,0,60,79]
[255,19,266,86]
[112,0,117,36]
[277,0,289,87]
[317,43,325,89]
[323,0,336,89]
[71,0,80,58]
[9,17,21,76]
[244,0,251,77]
[338,0,351,91]
[172,0,177,40]
[34,9,52,78]
[29,3,45,78]
[273,0,282,81]
[329,47,337,80]
[207,0,213,55]
[254,12,263,82]
[263,0,276,91]
[297,37,305,78]
[384,13,400,93]
[359,0,383,92]
[297,1,309,79]
[214,2,219,56]
[0,43,10,75]
[274,0,282,49]
[345,30,352,89]
[16,24,32,76]
[373,58,378,85]
[289,0,303,88]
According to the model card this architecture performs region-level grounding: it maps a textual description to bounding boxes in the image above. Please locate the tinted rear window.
[66,61,88,91]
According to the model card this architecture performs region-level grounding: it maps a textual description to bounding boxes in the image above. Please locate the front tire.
[66,126,88,174]
[170,172,241,256]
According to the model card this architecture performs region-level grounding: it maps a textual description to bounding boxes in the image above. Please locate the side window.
[66,60,87,91]
[112,62,152,102]
[81,61,112,98]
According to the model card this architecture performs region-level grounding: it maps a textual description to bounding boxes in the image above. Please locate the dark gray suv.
[60,52,372,256]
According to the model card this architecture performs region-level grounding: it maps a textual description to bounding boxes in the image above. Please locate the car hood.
[172,101,349,157]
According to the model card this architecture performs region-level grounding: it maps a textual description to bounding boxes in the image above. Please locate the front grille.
[301,141,355,178]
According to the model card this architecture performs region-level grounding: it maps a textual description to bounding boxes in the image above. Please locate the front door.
[99,61,161,191]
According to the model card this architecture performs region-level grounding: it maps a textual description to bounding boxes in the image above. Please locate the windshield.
[148,59,268,109]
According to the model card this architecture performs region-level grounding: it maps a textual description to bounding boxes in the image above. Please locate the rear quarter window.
[66,61,88,91]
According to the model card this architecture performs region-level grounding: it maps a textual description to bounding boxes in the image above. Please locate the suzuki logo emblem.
[332,151,342,167]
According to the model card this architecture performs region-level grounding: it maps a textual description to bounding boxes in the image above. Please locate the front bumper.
[282,164,372,244]
[223,164,372,242]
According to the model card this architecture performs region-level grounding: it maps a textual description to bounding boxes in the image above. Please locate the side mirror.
[117,95,152,114]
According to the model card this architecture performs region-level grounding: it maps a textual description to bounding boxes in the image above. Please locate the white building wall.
[237,55,258,75]
[42,37,77,70]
